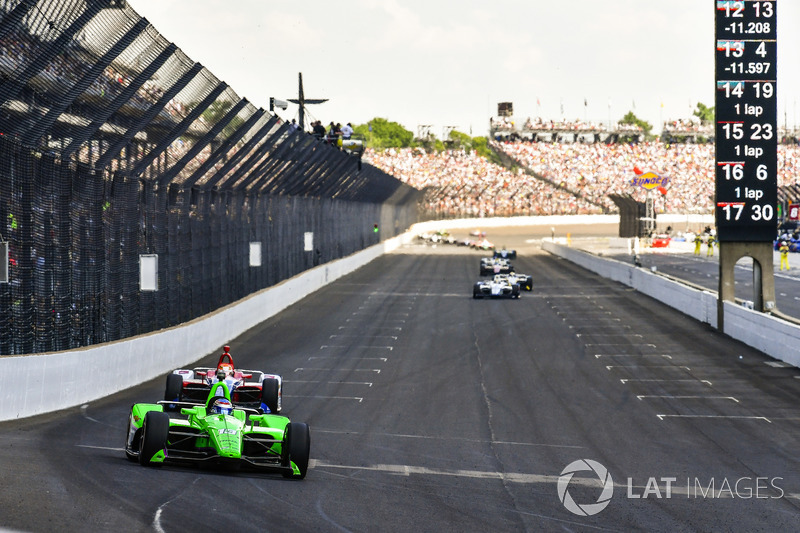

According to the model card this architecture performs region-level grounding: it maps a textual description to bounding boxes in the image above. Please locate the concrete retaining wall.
[542,239,800,369]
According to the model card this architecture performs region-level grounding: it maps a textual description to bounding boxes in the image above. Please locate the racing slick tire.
[512,285,521,299]
[282,422,311,479]
[261,378,280,414]
[473,283,483,299]
[139,411,170,466]
[164,373,183,403]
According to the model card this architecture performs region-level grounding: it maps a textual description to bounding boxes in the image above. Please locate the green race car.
[124,381,310,479]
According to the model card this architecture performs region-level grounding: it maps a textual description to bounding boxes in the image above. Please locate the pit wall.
[541,240,800,369]
[9,212,795,423]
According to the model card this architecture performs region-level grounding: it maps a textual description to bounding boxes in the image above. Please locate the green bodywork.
[126,381,303,476]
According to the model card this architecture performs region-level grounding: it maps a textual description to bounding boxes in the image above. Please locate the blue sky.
[126,0,800,137]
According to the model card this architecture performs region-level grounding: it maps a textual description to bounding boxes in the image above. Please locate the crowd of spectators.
[364,140,800,218]
[662,118,713,135]
[522,117,609,132]
[364,147,602,218]
[492,116,644,135]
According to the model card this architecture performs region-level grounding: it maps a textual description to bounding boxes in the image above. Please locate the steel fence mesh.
[0,0,422,355]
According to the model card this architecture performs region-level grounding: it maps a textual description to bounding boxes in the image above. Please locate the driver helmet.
[216,363,234,381]
[211,397,233,416]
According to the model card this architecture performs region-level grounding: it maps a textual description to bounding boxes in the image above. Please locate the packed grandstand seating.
[364,140,800,219]
[364,147,602,218]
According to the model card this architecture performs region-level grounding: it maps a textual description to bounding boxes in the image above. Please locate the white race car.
[473,277,521,299]
[495,272,533,291]
[493,248,517,260]
[480,257,513,276]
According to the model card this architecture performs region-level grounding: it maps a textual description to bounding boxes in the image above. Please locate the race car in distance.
[493,248,517,260]
[495,272,533,291]
[480,257,513,276]
[473,277,521,299]
[165,345,282,414]
[125,381,310,479]
[471,238,495,251]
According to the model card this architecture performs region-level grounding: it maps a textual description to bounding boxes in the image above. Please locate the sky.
[125,0,800,138]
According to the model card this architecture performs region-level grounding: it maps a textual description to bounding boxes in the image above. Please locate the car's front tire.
[139,411,169,466]
[282,422,311,479]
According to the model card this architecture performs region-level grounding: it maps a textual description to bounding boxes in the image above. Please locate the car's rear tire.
[261,378,280,413]
[164,373,183,403]
[139,411,169,466]
[282,422,310,479]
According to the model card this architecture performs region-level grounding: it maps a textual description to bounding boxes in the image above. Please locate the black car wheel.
[282,422,311,479]
[139,411,170,466]
[261,378,280,414]
[164,373,183,403]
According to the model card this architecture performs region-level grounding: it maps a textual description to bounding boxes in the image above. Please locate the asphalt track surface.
[2,225,800,532]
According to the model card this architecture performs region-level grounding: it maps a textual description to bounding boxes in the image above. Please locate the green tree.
[619,111,652,135]
[444,130,500,163]
[692,102,715,123]
[354,118,415,149]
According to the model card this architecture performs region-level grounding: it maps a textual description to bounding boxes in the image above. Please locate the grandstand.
[365,139,800,225]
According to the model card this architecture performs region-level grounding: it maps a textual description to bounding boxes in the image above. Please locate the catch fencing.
[0,0,421,354]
